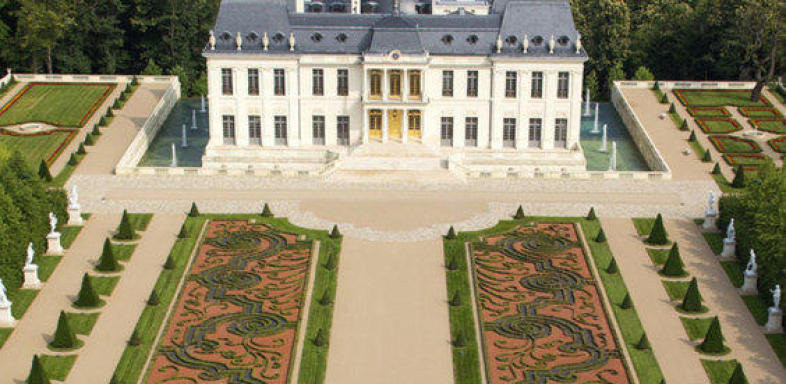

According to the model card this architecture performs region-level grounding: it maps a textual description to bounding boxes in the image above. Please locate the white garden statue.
[767,284,784,333]
[67,185,83,226]
[0,277,14,326]
[726,219,735,242]
[0,278,8,306]
[746,249,758,275]
[702,191,718,229]
[46,211,64,256]
[48,211,58,234]
[23,242,41,289]
[720,218,737,258]
[773,285,781,310]
[741,248,759,294]
[25,242,34,268]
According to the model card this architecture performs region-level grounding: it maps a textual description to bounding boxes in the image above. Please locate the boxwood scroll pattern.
[145,220,314,384]
[470,223,631,384]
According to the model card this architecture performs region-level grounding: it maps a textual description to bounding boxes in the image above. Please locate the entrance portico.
[363,107,423,144]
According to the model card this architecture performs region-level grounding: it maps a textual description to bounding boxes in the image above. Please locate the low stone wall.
[616,80,755,90]
[113,77,181,174]
[611,82,672,178]
[11,73,176,86]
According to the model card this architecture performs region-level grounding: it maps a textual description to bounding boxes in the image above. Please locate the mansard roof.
[205,0,587,59]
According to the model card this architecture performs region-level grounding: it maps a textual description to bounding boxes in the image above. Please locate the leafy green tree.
[732,165,746,188]
[74,273,100,308]
[513,205,526,220]
[38,160,52,182]
[661,243,686,277]
[26,355,50,384]
[141,58,162,75]
[50,310,77,349]
[330,224,341,239]
[261,203,273,217]
[96,238,120,272]
[446,226,456,240]
[646,214,669,245]
[584,69,599,101]
[15,0,74,73]
[633,66,655,81]
[606,61,626,96]
[699,316,726,354]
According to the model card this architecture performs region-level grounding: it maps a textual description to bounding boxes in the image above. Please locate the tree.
[50,310,78,349]
[163,254,175,270]
[606,257,618,273]
[646,214,669,245]
[702,149,712,162]
[699,316,726,354]
[669,102,676,113]
[595,228,607,242]
[318,289,332,306]
[446,226,456,240]
[727,363,747,384]
[680,119,689,131]
[712,162,721,175]
[74,273,100,307]
[620,293,633,309]
[449,291,461,307]
[661,243,686,277]
[67,153,77,166]
[688,130,697,142]
[732,165,746,188]
[77,143,86,155]
[261,203,273,217]
[584,70,599,101]
[681,277,703,312]
[141,58,162,75]
[329,224,341,239]
[26,355,50,384]
[96,238,120,272]
[513,205,526,220]
[313,328,327,346]
[114,210,136,240]
[15,0,74,73]
[575,0,631,98]
[188,202,199,217]
[38,160,52,182]
[606,61,626,96]
[633,66,655,81]
[636,333,651,350]
[587,207,598,221]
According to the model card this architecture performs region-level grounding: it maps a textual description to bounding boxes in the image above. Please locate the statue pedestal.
[67,206,83,226]
[740,271,758,295]
[0,302,15,327]
[765,308,784,333]
[46,232,64,256]
[720,238,736,259]
[702,212,717,230]
[23,264,41,289]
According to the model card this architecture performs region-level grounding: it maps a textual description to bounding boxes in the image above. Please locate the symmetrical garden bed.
[722,153,769,168]
[0,129,76,166]
[750,118,786,134]
[673,89,771,107]
[144,219,315,384]
[769,137,786,153]
[695,118,742,134]
[0,82,115,127]
[687,107,730,117]
[739,107,783,118]
[468,223,631,384]
[708,135,762,153]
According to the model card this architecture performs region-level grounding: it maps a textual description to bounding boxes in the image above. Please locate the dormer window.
[311,33,323,42]
[557,36,569,46]
[220,31,232,40]
[248,32,259,41]
[441,35,454,45]
[336,33,348,43]
[505,36,517,45]
[272,32,285,44]
[531,35,544,46]
[467,35,478,45]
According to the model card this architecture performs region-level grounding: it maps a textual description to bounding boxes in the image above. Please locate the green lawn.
[113,243,137,262]
[702,232,723,255]
[0,329,11,348]
[0,130,75,167]
[739,107,781,118]
[720,261,744,288]
[742,295,768,325]
[709,135,762,153]
[0,83,114,127]
[66,312,100,335]
[662,280,690,302]
[128,213,153,231]
[681,317,714,340]
[39,354,78,381]
[696,118,741,134]
[701,359,743,384]
[632,218,655,237]
[92,275,120,296]
[688,107,729,118]
[766,334,786,366]
[751,119,786,134]
[674,89,771,107]
[60,224,85,249]
[647,248,669,265]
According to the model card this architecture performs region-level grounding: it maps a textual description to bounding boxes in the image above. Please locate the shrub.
[261,203,273,217]
[712,162,721,175]
[318,290,332,306]
[620,293,633,309]
[681,277,702,312]
[96,238,120,272]
[74,273,100,308]
[453,330,466,348]
[26,355,50,384]
[680,119,689,131]
[446,255,458,271]
[727,363,747,384]
[114,210,136,240]
[606,257,618,273]
[330,224,341,239]
[84,134,94,146]
[446,226,456,240]
[163,254,175,270]
[688,130,697,142]
[595,228,606,243]
[634,66,655,81]
[449,291,461,307]
[51,310,78,349]
[129,329,141,346]
[106,108,114,118]
[669,103,676,113]
[177,223,188,239]
[731,165,745,188]
[77,143,86,155]
[99,116,107,126]
[636,333,651,350]
[661,243,685,277]
[513,205,526,220]
[38,160,53,182]
[660,93,668,104]
[646,214,669,245]
[587,207,597,221]
[324,252,337,270]
[131,76,139,86]
[67,153,78,166]
[652,81,660,91]
[313,328,327,347]
[188,202,199,217]
[702,149,712,162]
[699,316,726,354]
[147,290,160,306]
[91,124,101,136]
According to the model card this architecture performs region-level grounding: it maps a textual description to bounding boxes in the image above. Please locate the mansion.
[203,0,588,174]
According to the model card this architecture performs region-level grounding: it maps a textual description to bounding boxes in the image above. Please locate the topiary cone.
[96,238,120,272]
[318,290,332,306]
[660,93,668,103]
[702,149,712,162]
[330,224,341,239]
[595,228,607,243]
[620,293,633,309]
[680,119,689,131]
[26,355,50,384]
[114,210,136,240]
[313,328,327,347]
[669,102,676,113]
[74,273,100,308]
[513,205,526,220]
[446,226,457,240]
[681,277,702,312]
[446,255,458,271]
[606,258,619,274]
[453,330,467,348]
[324,252,337,270]
[712,162,721,175]
[91,124,101,136]
[177,223,188,239]
[68,153,78,166]
[84,133,95,145]
[727,363,747,384]
[38,160,53,182]
[147,290,160,306]
[449,292,462,307]
[646,214,669,245]
[660,243,685,277]
[51,311,77,349]
[688,130,697,142]
[163,254,176,270]
[77,143,86,155]
[732,165,745,188]
[188,202,200,217]
[699,316,726,354]
[261,203,273,217]
[129,329,141,346]
[636,333,651,350]
[587,207,597,221]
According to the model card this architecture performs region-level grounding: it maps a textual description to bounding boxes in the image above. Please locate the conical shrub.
[84,133,95,145]
[727,363,747,384]
[114,210,136,240]
[660,243,685,277]
[74,273,100,308]
[449,292,462,307]
[453,331,466,348]
[660,92,668,103]
[188,202,199,217]
[652,81,660,91]
[318,290,332,306]
[261,203,273,217]
[313,328,327,347]
[636,333,651,350]
[681,277,702,312]
[699,316,726,354]
[177,223,188,239]
[732,165,745,188]
[91,124,101,136]
[50,311,77,349]
[646,214,669,245]
[669,102,676,113]
[330,224,341,239]
[446,255,458,271]
[106,107,114,117]
[163,254,176,270]
[688,130,697,142]
[606,258,619,274]
[38,160,53,182]
[96,238,120,272]
[26,355,50,384]
[99,116,107,126]
[147,290,160,306]
[128,329,141,346]
[77,143,86,155]
[67,153,78,166]
[702,149,712,162]
[587,207,597,221]
[513,205,526,220]
[324,252,337,270]
[680,119,689,131]
[712,162,721,175]
[620,293,633,309]
[446,226,456,240]
[595,228,607,242]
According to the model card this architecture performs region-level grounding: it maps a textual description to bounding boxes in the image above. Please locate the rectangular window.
[312,115,325,145]
[247,69,259,95]
[274,69,286,96]
[248,115,261,145]
[409,70,421,97]
[558,72,570,99]
[555,118,568,148]
[503,118,516,148]
[467,70,478,97]
[442,70,453,97]
[531,71,543,99]
[408,111,422,137]
[274,116,287,145]
[505,71,517,98]
[337,116,350,146]
[370,70,382,97]
[221,68,233,95]
[337,69,349,96]
[389,70,401,98]
[465,117,478,147]
[222,115,235,145]
[440,117,454,147]
[528,118,542,147]
[312,69,324,96]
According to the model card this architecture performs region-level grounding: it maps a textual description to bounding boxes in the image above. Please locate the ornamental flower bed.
[0,128,77,165]
[0,82,116,128]
[708,135,762,153]
[722,153,768,167]
[687,106,730,117]
[673,89,771,107]
[750,119,786,134]
[769,137,786,153]
[695,118,742,134]
[739,107,783,118]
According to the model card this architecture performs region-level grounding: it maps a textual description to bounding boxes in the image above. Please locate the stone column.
[766,308,783,333]
[23,264,41,289]
[403,70,410,102]
[47,231,63,256]
[740,269,758,295]
[720,238,736,259]
[0,301,14,327]
[382,69,388,101]
[382,108,389,143]
[402,109,409,144]
[542,70,557,150]
[489,70,502,150]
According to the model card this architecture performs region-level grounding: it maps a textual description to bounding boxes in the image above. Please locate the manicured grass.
[669,112,684,129]
[766,334,786,366]
[66,312,100,335]
[739,107,782,118]
[0,83,114,127]
[701,359,743,384]
[702,232,723,255]
[128,213,153,232]
[49,154,82,187]
[0,79,17,99]
[60,224,84,249]
[647,248,669,265]
[712,172,742,194]
[632,218,655,237]
[688,107,730,118]
[662,280,690,301]
[0,329,11,348]
[674,89,771,108]
[741,295,768,325]
[8,289,39,319]
[39,354,78,381]
[720,261,744,288]
[696,118,742,134]
[722,154,769,169]
[708,135,762,153]
[92,275,120,296]
[681,317,714,340]
[750,118,786,134]
[113,243,137,262]
[0,130,75,167]
[37,255,62,282]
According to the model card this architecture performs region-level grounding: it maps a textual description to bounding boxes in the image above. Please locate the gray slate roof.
[205,0,587,59]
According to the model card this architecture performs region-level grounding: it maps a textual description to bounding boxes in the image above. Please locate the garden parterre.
[695,118,742,134]
[708,135,762,154]
[750,119,786,134]
[673,89,771,108]
[0,83,115,128]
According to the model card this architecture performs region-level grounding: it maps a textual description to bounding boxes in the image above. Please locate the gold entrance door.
[408,110,422,139]
[388,110,402,139]
[369,110,382,139]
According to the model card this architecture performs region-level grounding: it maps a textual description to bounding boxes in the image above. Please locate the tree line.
[0,0,782,99]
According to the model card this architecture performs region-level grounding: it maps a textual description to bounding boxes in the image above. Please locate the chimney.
[352,0,360,13]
